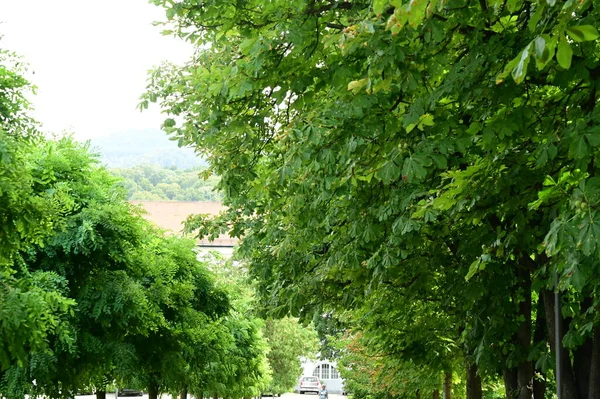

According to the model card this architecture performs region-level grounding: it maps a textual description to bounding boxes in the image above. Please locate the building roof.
[131,201,237,247]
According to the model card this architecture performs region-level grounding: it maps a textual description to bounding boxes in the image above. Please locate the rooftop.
[131,201,237,247]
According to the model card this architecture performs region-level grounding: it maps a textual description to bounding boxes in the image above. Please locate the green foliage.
[111,163,222,201]
[144,0,600,398]
[263,317,319,394]
[0,51,76,375]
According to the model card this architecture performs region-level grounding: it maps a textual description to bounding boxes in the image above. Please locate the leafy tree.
[111,164,222,201]
[144,1,600,399]
[0,49,75,379]
[263,317,319,395]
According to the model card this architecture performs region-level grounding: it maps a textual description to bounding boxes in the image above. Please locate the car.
[298,376,321,394]
[118,389,144,396]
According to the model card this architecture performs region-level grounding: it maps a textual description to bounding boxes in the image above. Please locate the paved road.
[278,393,346,399]
[76,392,346,399]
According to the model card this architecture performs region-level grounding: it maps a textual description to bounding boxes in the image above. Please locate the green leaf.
[569,136,589,159]
[567,265,586,291]
[431,153,447,169]
[557,37,573,69]
[585,127,600,147]
[373,0,388,15]
[566,25,600,42]
[377,160,401,184]
[402,155,428,182]
[348,78,369,93]
[578,214,600,256]
[511,44,531,84]
[544,218,563,256]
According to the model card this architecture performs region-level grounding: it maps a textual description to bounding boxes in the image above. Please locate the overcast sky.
[0,0,192,139]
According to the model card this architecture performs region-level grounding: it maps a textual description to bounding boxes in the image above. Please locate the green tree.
[263,317,319,395]
[0,49,75,379]
[142,1,600,399]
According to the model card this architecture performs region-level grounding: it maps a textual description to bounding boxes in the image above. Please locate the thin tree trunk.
[516,267,533,399]
[466,363,482,399]
[96,391,106,399]
[532,295,547,399]
[213,392,218,399]
[417,389,421,399]
[504,368,518,399]
[181,386,188,399]
[589,326,600,399]
[542,289,578,399]
[433,389,440,399]
[443,371,452,399]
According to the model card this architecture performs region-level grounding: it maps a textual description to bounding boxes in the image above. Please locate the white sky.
[0,0,192,139]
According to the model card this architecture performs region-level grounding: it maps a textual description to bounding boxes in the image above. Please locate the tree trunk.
[504,368,518,399]
[466,363,482,399]
[542,289,578,399]
[148,387,159,399]
[433,389,440,399]
[443,371,452,399]
[532,295,547,399]
[574,335,593,399]
[417,389,421,399]
[573,297,594,399]
[96,391,106,399]
[515,267,533,399]
[589,326,600,399]
[181,386,188,399]
[213,393,218,399]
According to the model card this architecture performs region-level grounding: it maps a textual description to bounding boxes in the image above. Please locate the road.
[75,392,347,399]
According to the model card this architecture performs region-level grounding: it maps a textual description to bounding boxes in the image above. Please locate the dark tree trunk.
[96,391,106,399]
[574,335,593,399]
[574,298,594,399]
[504,368,518,399]
[213,392,218,399]
[148,386,159,399]
[542,289,578,399]
[533,295,547,399]
[433,389,440,399]
[515,267,533,399]
[417,389,421,399]
[466,363,482,399]
[181,386,188,399]
[589,326,600,399]
[443,371,452,399]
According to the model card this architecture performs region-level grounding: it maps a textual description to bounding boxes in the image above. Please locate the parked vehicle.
[298,376,321,394]
[118,389,144,396]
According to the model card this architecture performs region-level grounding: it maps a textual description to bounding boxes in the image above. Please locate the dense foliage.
[111,163,222,201]
[143,1,600,399]
[0,47,315,399]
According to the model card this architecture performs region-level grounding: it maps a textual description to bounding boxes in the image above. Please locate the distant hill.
[88,128,205,169]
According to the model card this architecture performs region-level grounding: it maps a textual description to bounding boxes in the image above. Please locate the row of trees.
[143,1,600,399]
[110,164,222,202]
[0,48,316,399]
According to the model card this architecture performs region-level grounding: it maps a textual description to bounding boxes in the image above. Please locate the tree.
[263,317,319,395]
[0,48,76,380]
[142,1,600,399]
[111,164,222,201]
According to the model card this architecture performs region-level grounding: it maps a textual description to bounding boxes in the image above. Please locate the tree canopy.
[110,163,222,202]
[0,46,291,399]
[143,1,600,399]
